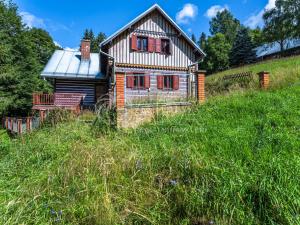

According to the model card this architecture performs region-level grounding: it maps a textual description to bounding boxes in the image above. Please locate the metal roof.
[41,50,104,79]
[255,39,300,58]
[100,4,206,57]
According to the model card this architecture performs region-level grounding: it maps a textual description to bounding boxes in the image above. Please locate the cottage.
[34,4,205,112]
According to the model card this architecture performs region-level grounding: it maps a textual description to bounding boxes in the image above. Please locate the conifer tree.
[230,27,256,66]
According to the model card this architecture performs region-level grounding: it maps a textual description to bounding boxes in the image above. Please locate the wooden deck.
[32,93,86,113]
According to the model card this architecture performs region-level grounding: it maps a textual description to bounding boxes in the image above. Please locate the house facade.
[39,4,205,110]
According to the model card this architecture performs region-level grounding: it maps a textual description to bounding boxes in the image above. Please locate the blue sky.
[14,0,275,50]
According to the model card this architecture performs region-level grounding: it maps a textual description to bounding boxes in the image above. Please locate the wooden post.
[5,118,8,129]
[195,70,206,103]
[26,117,31,132]
[258,71,270,89]
[116,73,125,109]
[10,118,13,131]
[17,119,22,134]
[39,110,45,123]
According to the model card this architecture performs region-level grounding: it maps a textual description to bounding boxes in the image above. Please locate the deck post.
[39,110,46,123]
[258,71,270,89]
[116,72,125,109]
[195,70,206,103]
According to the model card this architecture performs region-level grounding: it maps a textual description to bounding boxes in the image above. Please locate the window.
[163,76,173,90]
[133,76,145,89]
[157,75,179,90]
[127,74,150,89]
[137,36,148,51]
[161,39,170,54]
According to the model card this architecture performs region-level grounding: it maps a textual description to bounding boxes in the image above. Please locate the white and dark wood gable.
[100,4,205,72]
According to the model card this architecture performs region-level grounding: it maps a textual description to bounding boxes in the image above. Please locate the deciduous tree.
[209,9,241,45]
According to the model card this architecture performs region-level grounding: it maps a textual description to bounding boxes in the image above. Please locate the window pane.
[137,38,141,50]
[139,76,144,87]
[134,76,138,87]
[142,38,148,51]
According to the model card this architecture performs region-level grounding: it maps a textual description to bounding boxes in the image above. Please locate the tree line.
[195,0,300,74]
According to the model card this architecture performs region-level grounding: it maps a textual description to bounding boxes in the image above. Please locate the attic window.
[161,39,170,54]
[137,36,148,51]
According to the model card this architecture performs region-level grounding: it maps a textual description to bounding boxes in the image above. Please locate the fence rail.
[33,93,55,105]
[2,117,40,134]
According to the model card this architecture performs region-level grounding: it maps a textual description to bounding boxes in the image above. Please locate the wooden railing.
[33,93,55,105]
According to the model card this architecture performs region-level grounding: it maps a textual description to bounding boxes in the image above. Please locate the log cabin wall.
[107,10,197,68]
[124,73,189,105]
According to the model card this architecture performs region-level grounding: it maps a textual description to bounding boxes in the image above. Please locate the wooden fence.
[222,71,253,81]
[2,117,40,134]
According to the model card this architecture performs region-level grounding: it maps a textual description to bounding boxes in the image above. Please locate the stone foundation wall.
[117,104,190,128]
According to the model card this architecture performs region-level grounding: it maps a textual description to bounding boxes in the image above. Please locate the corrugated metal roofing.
[41,50,104,79]
[255,39,300,58]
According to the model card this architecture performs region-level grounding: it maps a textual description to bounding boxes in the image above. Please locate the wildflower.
[50,209,56,215]
[170,179,177,186]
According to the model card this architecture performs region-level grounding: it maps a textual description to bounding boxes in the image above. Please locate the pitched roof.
[100,4,205,56]
[41,50,104,79]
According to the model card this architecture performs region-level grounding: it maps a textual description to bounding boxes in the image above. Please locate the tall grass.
[1,84,299,224]
[207,55,300,90]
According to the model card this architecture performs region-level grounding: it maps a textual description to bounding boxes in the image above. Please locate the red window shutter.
[155,38,161,53]
[131,34,137,51]
[157,75,163,89]
[173,75,179,90]
[144,75,150,88]
[148,37,155,52]
[126,76,134,88]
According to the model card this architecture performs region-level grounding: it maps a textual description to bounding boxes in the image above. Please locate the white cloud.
[176,3,198,24]
[20,11,45,28]
[187,28,192,33]
[53,41,62,48]
[20,11,70,32]
[64,47,79,51]
[245,0,276,28]
[205,5,229,18]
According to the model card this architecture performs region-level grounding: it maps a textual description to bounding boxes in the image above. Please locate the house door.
[95,84,108,103]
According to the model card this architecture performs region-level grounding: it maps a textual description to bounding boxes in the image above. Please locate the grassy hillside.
[1,83,300,224]
[207,55,300,90]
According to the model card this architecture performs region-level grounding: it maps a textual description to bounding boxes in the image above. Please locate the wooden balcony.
[32,93,86,113]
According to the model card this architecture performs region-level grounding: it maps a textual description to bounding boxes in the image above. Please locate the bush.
[44,108,75,127]
[92,104,117,135]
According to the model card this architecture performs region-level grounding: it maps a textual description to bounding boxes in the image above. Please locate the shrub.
[44,108,75,127]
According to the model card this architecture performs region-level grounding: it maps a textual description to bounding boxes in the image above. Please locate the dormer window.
[137,36,148,51]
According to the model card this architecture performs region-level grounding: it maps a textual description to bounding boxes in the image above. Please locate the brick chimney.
[81,39,91,60]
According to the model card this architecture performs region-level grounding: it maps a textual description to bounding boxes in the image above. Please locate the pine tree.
[191,34,196,43]
[81,29,106,52]
[229,27,256,66]
[198,32,207,49]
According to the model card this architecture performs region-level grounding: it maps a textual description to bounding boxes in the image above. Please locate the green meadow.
[1,56,300,224]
